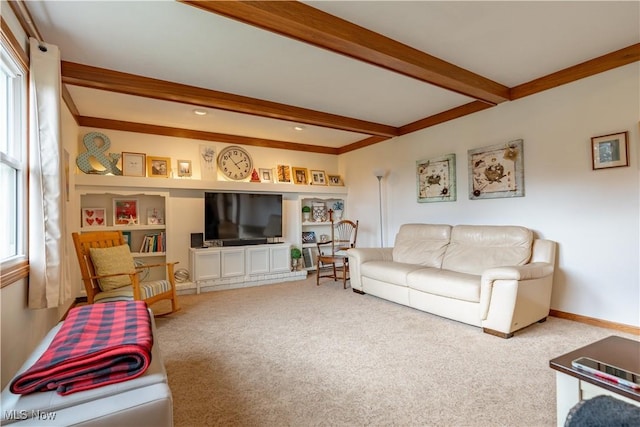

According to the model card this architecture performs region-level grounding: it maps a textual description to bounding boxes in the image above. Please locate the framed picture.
[310,170,327,185]
[416,153,456,203]
[113,198,139,225]
[302,231,317,244]
[292,167,308,185]
[81,207,106,227]
[147,208,164,225]
[591,131,629,170]
[122,152,146,177]
[122,231,132,249]
[302,247,318,269]
[276,164,292,183]
[327,174,344,186]
[199,145,216,181]
[176,159,192,177]
[259,168,273,183]
[147,156,170,178]
[468,139,524,200]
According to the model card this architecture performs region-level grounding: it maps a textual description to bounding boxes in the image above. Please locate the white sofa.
[1,310,173,426]
[348,224,557,338]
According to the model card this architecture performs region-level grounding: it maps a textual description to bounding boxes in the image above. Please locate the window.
[1,36,28,282]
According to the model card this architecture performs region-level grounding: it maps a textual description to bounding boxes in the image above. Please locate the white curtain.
[28,38,68,309]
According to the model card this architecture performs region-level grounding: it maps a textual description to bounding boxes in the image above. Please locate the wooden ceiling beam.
[62,61,398,138]
[181,0,510,105]
[77,116,340,155]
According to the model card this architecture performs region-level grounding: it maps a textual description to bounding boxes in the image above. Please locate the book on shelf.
[138,231,166,253]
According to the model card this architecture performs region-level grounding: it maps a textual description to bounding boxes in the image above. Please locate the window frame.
[0,23,29,288]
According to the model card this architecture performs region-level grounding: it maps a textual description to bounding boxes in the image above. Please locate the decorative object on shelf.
[146,208,164,225]
[177,159,192,177]
[591,131,629,170]
[292,167,308,185]
[250,168,261,182]
[332,200,344,220]
[113,198,139,225]
[81,207,106,227]
[217,145,253,181]
[174,268,190,283]
[122,231,132,249]
[416,153,456,203]
[199,145,216,180]
[328,174,344,186]
[259,168,273,183]
[76,131,122,175]
[468,139,524,200]
[291,247,302,271]
[122,152,146,177]
[302,247,315,269]
[302,231,317,244]
[147,156,171,178]
[276,164,292,183]
[320,234,329,243]
[310,170,327,185]
[302,205,311,222]
[312,202,327,222]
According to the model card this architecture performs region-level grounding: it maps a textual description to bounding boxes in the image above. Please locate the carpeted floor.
[154,276,638,427]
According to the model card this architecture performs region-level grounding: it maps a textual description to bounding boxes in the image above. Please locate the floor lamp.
[373,170,384,247]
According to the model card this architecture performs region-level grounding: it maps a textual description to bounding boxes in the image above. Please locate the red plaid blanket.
[10,300,153,396]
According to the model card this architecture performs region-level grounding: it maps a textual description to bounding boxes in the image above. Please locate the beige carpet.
[154,276,638,427]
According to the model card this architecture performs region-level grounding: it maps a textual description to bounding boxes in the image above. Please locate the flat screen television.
[204,192,283,244]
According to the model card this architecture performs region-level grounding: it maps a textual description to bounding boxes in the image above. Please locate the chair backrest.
[331,219,359,253]
[72,230,127,303]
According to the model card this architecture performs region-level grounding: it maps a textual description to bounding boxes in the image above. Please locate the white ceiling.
[24,1,640,150]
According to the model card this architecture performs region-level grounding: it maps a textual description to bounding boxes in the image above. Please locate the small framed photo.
[276,164,292,183]
[328,174,344,186]
[122,231,132,249]
[302,231,317,244]
[121,152,146,177]
[310,170,327,185]
[113,198,139,225]
[292,167,308,185]
[177,159,192,177]
[81,207,106,228]
[147,208,164,225]
[591,131,629,170]
[147,156,171,178]
[259,168,273,183]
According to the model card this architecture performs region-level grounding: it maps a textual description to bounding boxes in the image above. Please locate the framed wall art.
[122,152,146,177]
[199,145,216,180]
[113,198,139,225]
[276,164,292,183]
[310,170,327,185]
[177,159,192,177]
[292,167,308,185]
[468,139,524,200]
[259,168,273,183]
[328,174,344,186]
[81,207,106,228]
[147,156,170,178]
[591,131,629,170]
[416,153,456,203]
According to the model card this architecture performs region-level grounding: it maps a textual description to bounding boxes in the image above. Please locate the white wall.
[343,63,640,327]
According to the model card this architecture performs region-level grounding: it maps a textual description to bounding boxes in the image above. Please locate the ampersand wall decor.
[76,132,122,175]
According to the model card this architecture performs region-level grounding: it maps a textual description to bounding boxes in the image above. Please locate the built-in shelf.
[74,174,348,194]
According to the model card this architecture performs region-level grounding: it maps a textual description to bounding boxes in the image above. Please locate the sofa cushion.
[392,224,451,267]
[89,245,136,291]
[442,225,533,275]
[361,261,423,286]
[407,268,481,303]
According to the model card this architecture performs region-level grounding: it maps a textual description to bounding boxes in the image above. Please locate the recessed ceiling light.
[293,125,305,131]
[193,109,207,116]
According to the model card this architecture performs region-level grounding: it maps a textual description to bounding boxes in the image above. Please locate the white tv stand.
[189,243,306,294]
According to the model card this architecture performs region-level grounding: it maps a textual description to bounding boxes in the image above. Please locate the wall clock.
[217,145,253,181]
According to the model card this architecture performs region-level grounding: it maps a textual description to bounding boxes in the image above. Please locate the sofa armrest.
[347,248,393,291]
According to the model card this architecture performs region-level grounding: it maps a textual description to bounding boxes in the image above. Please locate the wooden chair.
[316,220,359,289]
[72,230,180,315]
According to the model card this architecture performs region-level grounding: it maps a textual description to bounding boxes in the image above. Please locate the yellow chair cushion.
[89,245,136,291]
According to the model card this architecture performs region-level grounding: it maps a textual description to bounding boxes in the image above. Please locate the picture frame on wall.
[177,159,192,177]
[310,170,327,185]
[591,131,629,170]
[259,168,273,183]
[122,152,146,177]
[416,153,456,203]
[468,139,524,200]
[292,167,309,185]
[81,207,106,228]
[113,198,139,225]
[327,174,344,186]
[276,164,292,183]
[147,156,170,178]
